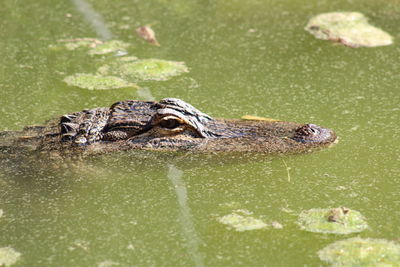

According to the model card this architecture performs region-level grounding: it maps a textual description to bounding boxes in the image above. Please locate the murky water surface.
[0,0,399,266]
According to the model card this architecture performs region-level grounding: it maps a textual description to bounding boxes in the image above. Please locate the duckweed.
[97,260,120,267]
[318,238,400,266]
[88,40,131,55]
[63,73,136,90]
[51,38,188,87]
[297,207,368,234]
[50,38,102,51]
[116,56,138,62]
[0,247,21,266]
[218,212,267,232]
[305,12,393,48]
[97,59,188,82]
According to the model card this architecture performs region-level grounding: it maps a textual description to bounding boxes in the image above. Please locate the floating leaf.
[218,212,267,232]
[98,59,189,82]
[136,25,160,46]
[63,73,137,90]
[0,247,21,266]
[297,207,368,234]
[88,40,131,55]
[305,12,393,48]
[241,115,279,122]
[319,238,400,266]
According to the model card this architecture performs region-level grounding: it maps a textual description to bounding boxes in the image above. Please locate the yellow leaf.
[241,115,279,122]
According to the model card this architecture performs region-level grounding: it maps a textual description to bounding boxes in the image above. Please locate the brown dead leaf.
[136,25,160,46]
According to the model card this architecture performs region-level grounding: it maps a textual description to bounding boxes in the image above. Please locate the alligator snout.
[293,124,336,144]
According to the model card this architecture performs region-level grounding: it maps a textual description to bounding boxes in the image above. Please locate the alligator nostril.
[292,123,331,143]
[295,124,319,137]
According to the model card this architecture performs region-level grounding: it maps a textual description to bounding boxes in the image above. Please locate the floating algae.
[116,56,138,62]
[50,38,131,55]
[50,38,103,51]
[218,212,268,232]
[218,202,242,210]
[271,221,283,229]
[63,73,136,90]
[97,59,188,82]
[297,207,368,234]
[97,260,120,267]
[52,37,188,86]
[88,40,131,55]
[319,238,400,266]
[305,12,393,48]
[0,247,21,266]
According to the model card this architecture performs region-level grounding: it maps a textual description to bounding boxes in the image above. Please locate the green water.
[1,0,399,266]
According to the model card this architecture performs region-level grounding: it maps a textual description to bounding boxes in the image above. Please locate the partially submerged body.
[0,98,337,155]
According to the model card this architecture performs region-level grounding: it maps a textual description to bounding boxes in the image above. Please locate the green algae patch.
[88,40,131,55]
[116,56,138,62]
[218,212,268,232]
[50,39,131,55]
[98,260,120,267]
[63,73,137,90]
[98,59,189,82]
[50,38,103,51]
[0,247,21,266]
[297,207,368,234]
[319,238,400,266]
[271,221,283,229]
[305,12,393,48]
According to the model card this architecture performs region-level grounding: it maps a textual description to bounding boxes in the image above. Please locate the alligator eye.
[159,118,181,129]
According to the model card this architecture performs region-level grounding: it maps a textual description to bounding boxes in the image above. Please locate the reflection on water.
[71,0,112,40]
[168,165,204,267]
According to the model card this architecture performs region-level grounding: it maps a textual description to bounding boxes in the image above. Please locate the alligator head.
[58,98,337,153]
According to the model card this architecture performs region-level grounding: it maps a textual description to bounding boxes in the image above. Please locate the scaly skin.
[1,98,337,154]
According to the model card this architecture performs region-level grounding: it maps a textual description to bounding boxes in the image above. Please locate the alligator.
[0,98,337,155]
